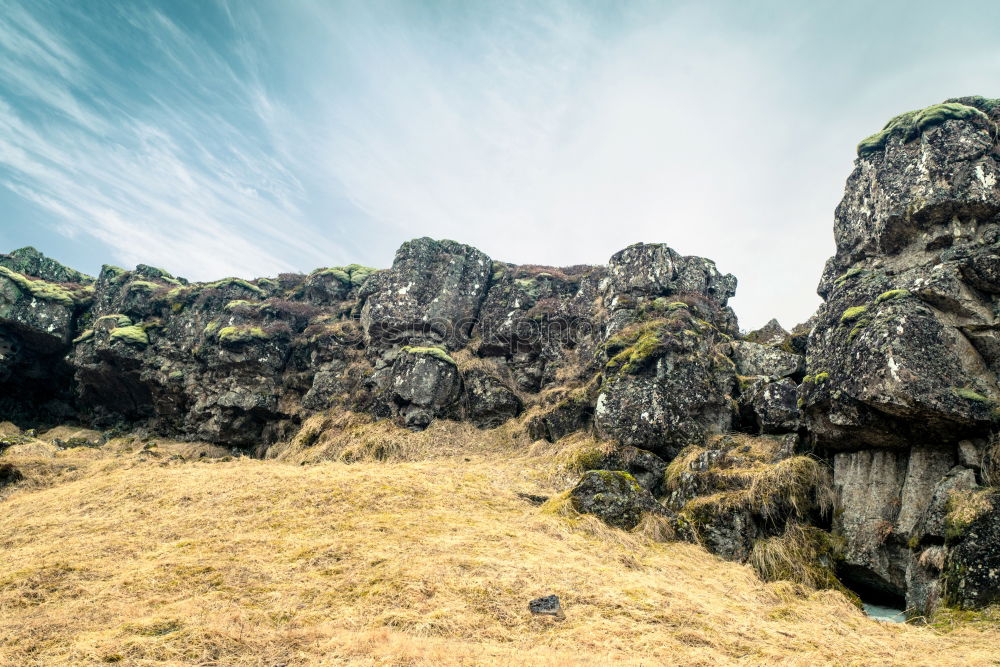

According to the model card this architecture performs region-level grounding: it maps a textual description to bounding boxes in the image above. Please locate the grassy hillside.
[1,421,999,665]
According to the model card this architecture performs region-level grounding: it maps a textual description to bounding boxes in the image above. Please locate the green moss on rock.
[72,329,94,345]
[840,305,868,324]
[217,326,271,345]
[401,345,456,365]
[109,325,150,347]
[952,387,993,403]
[858,102,988,157]
[96,314,133,327]
[875,289,910,304]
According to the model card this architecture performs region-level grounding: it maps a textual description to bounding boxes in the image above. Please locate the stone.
[731,341,802,379]
[386,347,461,429]
[596,446,668,495]
[462,369,522,428]
[528,595,565,619]
[569,470,663,530]
[943,491,1000,609]
[360,237,491,349]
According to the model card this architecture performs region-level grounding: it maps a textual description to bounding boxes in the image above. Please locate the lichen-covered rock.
[0,235,744,451]
[595,310,736,459]
[744,319,790,346]
[569,469,663,529]
[385,346,461,429]
[360,238,491,349]
[462,369,522,428]
[0,247,93,284]
[604,243,737,329]
[943,490,1000,609]
[805,98,1000,450]
[593,446,668,495]
[731,341,802,379]
[474,263,605,392]
[739,377,800,434]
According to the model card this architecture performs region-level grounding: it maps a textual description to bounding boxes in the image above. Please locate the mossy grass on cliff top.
[0,266,93,307]
[857,102,988,157]
[944,488,996,541]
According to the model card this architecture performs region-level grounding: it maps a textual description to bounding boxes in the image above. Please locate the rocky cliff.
[3,96,1000,620]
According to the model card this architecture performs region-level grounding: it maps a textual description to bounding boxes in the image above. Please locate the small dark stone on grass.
[529,595,565,619]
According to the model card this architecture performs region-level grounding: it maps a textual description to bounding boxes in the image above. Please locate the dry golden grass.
[1,421,999,665]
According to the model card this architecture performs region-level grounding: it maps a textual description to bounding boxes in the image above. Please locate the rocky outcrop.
[0,239,739,462]
[568,469,664,530]
[804,97,1000,615]
[594,243,739,459]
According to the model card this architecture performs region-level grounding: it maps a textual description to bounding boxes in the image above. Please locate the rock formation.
[802,96,1000,613]
[3,96,1000,619]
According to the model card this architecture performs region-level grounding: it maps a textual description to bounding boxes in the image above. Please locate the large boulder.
[804,98,1000,450]
[360,238,492,349]
[569,469,663,530]
[386,346,461,429]
[595,310,736,459]
[943,489,1000,609]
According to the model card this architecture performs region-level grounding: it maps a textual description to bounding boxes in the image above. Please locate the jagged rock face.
[805,98,1000,449]
[360,237,491,349]
[594,243,739,459]
[569,469,664,530]
[0,260,91,420]
[807,98,1000,613]
[474,263,605,392]
[0,239,741,458]
[944,490,1000,609]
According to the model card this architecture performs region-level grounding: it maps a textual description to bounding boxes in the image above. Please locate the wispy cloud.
[0,0,342,279]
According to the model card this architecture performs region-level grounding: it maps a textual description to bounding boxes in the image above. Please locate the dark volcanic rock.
[594,244,739,459]
[802,98,1000,612]
[360,237,490,349]
[943,490,1000,609]
[569,469,663,530]
[804,98,1000,450]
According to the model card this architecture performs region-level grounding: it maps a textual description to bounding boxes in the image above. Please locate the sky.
[2,1,1000,330]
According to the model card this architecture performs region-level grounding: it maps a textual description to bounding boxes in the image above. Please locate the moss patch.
[401,345,456,366]
[72,330,94,345]
[833,267,863,288]
[952,387,992,403]
[109,326,150,347]
[944,488,995,541]
[858,102,988,157]
[96,314,133,327]
[840,305,868,324]
[0,266,91,307]
[875,289,910,304]
[204,278,264,297]
[217,326,271,345]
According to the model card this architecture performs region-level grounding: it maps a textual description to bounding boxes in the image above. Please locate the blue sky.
[2,0,1000,329]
